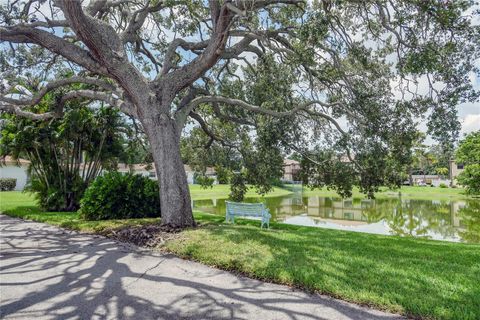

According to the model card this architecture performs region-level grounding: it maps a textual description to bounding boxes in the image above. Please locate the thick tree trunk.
[142,113,195,228]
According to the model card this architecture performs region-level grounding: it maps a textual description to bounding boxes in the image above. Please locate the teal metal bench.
[225,201,271,228]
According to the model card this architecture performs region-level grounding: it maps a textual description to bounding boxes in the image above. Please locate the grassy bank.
[303,185,472,200]
[1,191,479,320]
[189,184,292,200]
[192,184,472,201]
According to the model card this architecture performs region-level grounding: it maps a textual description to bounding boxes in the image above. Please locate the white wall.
[0,165,29,190]
[432,179,451,187]
[120,168,199,184]
[186,171,194,184]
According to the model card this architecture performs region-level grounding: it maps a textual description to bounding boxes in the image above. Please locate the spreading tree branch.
[185,95,346,135]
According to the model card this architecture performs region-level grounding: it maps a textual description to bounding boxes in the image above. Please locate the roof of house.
[411,175,441,179]
[1,156,30,166]
[284,159,300,166]
[117,163,155,172]
[184,165,216,175]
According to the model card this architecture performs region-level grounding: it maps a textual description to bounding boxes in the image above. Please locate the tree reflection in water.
[458,200,480,243]
[382,198,457,240]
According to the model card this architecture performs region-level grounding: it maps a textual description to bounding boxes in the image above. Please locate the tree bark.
[142,112,195,228]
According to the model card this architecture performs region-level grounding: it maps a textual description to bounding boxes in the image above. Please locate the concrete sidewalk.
[0,215,404,319]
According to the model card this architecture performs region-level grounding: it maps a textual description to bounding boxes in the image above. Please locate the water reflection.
[192,195,480,243]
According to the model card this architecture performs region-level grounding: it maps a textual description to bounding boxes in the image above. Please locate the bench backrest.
[226,201,265,217]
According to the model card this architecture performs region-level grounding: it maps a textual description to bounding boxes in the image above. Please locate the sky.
[457,74,480,137]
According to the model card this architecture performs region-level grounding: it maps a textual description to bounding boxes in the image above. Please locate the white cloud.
[460,114,480,135]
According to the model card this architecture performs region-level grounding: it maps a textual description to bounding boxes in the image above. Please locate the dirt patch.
[104,224,183,247]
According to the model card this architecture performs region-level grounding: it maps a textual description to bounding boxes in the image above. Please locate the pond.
[193,194,480,243]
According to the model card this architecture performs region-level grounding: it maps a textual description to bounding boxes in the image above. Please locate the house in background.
[282,159,301,182]
[410,174,450,187]
[449,160,465,186]
[183,165,217,184]
[117,163,217,184]
[117,163,157,179]
[0,156,30,190]
[0,156,218,190]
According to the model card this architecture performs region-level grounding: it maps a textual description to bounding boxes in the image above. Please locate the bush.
[28,174,85,212]
[194,173,214,189]
[0,178,16,191]
[439,183,448,188]
[79,172,160,220]
[457,164,480,195]
[215,166,232,184]
[229,172,248,202]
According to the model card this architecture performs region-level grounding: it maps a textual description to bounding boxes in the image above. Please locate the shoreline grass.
[302,186,474,200]
[1,191,479,320]
[192,184,474,201]
[189,184,292,200]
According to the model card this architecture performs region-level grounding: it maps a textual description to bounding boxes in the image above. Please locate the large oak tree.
[1,0,479,227]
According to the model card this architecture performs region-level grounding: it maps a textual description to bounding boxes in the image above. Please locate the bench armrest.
[261,208,271,229]
[262,208,271,218]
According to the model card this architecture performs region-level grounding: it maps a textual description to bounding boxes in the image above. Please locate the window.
[344,212,354,220]
[457,164,464,170]
[325,209,334,218]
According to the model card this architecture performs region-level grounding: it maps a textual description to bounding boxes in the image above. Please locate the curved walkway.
[0,215,404,320]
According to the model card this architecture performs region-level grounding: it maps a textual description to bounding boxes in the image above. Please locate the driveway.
[0,215,404,319]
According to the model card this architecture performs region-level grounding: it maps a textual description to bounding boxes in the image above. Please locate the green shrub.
[215,166,232,184]
[439,183,448,188]
[0,178,16,191]
[28,174,85,212]
[229,172,248,202]
[194,173,214,189]
[79,172,160,220]
[457,164,480,195]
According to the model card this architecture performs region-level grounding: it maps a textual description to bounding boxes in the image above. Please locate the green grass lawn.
[1,191,479,320]
[167,215,480,320]
[190,183,472,201]
[303,185,473,200]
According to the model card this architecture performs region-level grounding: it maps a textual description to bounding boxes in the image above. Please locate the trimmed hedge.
[79,172,160,220]
[0,178,16,191]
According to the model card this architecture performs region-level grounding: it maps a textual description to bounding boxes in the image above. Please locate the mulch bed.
[103,224,183,248]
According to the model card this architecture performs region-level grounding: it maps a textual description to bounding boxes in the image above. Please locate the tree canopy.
[1,0,479,226]
[456,131,480,195]
[456,130,480,165]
